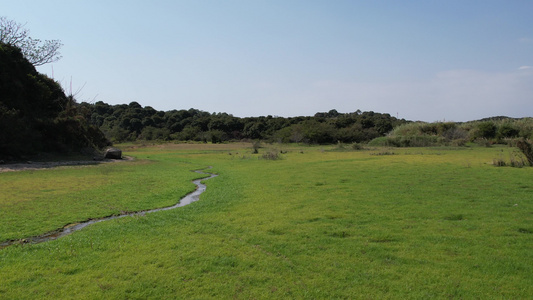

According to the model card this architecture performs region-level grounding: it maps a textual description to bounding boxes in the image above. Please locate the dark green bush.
[476,122,497,139]
[351,142,363,150]
[139,126,171,141]
[497,123,519,139]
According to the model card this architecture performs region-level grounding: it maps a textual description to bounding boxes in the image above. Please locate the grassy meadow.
[1,143,533,299]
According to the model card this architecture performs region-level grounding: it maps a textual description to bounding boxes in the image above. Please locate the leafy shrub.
[335,141,346,150]
[368,135,441,147]
[351,142,363,150]
[476,122,497,139]
[442,127,468,141]
[139,126,171,141]
[510,156,527,168]
[515,118,533,139]
[492,157,506,167]
[390,122,457,137]
[475,138,492,147]
[498,123,519,139]
[388,122,426,136]
[451,138,467,147]
[261,150,281,160]
[207,130,227,143]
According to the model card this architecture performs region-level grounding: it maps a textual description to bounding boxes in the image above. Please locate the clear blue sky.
[3,0,533,121]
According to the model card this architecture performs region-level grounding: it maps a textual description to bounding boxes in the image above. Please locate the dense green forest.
[79,100,533,148]
[79,101,407,144]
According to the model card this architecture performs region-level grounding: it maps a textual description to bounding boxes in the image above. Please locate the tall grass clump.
[251,140,261,154]
[377,118,533,148]
[389,121,459,137]
[516,139,533,166]
[459,117,533,142]
[261,150,282,160]
[368,135,443,147]
[493,151,528,168]
[351,142,363,150]
[492,138,533,167]
[371,122,465,147]
[329,141,364,151]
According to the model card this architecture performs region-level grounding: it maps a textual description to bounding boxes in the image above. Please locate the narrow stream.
[0,169,217,249]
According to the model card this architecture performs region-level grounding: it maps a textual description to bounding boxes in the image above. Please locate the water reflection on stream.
[0,169,217,249]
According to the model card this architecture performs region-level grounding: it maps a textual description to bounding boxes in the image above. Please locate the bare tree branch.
[0,16,62,66]
[0,16,28,45]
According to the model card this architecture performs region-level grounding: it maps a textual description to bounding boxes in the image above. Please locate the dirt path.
[0,157,134,173]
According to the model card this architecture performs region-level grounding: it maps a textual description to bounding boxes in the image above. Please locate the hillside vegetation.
[2,41,531,162]
[80,102,407,144]
[0,43,109,159]
[369,118,533,147]
[81,100,532,158]
[2,16,532,162]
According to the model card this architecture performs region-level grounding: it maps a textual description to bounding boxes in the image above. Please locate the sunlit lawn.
[1,143,532,298]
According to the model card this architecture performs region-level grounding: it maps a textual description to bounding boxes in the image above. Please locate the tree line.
[1,15,406,158]
[80,101,408,144]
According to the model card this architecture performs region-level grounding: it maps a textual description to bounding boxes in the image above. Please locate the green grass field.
[1,143,532,299]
